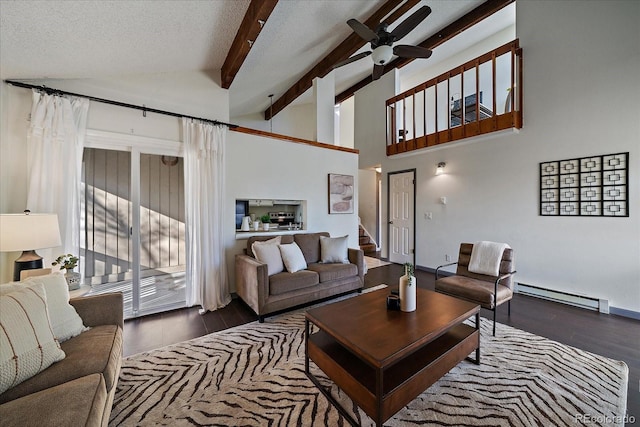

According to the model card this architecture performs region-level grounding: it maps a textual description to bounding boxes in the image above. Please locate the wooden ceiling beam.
[264,0,419,121]
[335,0,514,104]
[221,0,279,89]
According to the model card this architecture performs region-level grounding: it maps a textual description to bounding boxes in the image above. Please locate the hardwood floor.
[123,263,639,422]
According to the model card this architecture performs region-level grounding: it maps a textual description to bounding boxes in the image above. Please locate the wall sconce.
[436,162,446,175]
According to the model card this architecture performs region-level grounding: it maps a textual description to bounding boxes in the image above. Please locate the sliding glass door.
[81,146,186,318]
[137,153,186,314]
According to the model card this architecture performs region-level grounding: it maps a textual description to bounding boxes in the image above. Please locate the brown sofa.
[0,292,123,427]
[235,232,365,322]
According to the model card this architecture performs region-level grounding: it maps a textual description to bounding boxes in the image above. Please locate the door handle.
[389,221,393,224]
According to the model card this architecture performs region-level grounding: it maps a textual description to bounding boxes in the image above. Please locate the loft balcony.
[386,40,523,155]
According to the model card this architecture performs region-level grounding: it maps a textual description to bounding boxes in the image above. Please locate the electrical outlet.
[445,254,451,261]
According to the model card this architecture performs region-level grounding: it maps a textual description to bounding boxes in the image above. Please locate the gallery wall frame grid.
[540,152,629,217]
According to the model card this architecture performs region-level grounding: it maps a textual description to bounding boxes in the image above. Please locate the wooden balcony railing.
[386,39,522,155]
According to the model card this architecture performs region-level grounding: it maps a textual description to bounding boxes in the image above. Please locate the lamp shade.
[0,213,61,252]
[372,45,393,65]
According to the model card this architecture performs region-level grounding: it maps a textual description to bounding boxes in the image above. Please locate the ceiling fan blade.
[372,64,384,81]
[393,45,432,59]
[390,5,432,41]
[347,18,379,42]
[333,51,372,69]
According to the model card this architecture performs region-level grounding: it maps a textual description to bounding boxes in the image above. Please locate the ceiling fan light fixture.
[372,45,393,65]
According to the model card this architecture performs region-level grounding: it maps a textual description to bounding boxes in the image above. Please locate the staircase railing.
[386,39,522,155]
[358,220,379,251]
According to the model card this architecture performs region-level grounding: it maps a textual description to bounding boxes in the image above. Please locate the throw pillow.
[320,235,350,264]
[278,242,308,273]
[0,283,66,394]
[1,274,87,342]
[252,236,284,276]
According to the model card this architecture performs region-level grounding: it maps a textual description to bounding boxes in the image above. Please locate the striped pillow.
[0,283,66,394]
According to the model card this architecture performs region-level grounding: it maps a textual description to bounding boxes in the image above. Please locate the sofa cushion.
[247,235,294,258]
[252,236,284,276]
[435,276,513,309]
[294,232,329,264]
[0,325,122,404]
[269,270,319,295]
[307,262,358,282]
[0,373,107,427]
[1,275,87,343]
[320,235,349,264]
[0,283,66,395]
[278,242,307,273]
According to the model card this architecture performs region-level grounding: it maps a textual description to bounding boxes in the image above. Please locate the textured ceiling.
[0,1,250,78]
[0,0,512,118]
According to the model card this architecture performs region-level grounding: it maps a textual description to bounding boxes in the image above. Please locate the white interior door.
[388,170,415,265]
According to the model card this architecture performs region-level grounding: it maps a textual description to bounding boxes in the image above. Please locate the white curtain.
[182,118,231,313]
[26,90,90,260]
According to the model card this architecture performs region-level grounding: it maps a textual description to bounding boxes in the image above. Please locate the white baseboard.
[515,283,609,314]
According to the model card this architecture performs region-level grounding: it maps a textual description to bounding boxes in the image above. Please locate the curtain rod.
[4,79,238,129]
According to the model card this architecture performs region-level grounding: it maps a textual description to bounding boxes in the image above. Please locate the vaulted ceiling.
[0,0,514,120]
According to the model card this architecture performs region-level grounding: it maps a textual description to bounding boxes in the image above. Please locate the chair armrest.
[496,270,517,283]
[435,261,458,280]
[348,248,365,279]
[70,292,124,329]
[494,270,517,286]
[494,270,517,297]
[235,254,269,315]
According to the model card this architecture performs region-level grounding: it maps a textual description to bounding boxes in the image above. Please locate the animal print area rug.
[110,309,628,426]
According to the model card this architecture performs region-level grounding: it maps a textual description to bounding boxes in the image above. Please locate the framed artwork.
[328,173,354,214]
[540,152,628,217]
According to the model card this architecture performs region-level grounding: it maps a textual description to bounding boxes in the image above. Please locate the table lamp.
[0,210,62,281]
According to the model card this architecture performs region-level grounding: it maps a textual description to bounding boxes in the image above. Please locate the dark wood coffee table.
[304,287,480,426]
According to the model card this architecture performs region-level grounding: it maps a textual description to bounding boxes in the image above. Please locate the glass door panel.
[82,148,132,284]
[138,154,186,314]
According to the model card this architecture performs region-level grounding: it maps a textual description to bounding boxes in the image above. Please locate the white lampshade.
[0,213,61,252]
[372,45,393,65]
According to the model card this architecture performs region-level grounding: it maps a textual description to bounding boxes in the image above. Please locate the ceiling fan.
[334,5,433,80]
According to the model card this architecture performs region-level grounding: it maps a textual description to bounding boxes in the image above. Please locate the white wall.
[400,26,516,93]
[356,1,640,314]
[0,85,45,277]
[232,102,315,141]
[358,169,378,247]
[338,96,355,148]
[313,73,335,144]
[355,69,399,169]
[226,131,359,289]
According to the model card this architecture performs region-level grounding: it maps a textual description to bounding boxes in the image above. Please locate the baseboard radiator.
[515,283,609,314]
